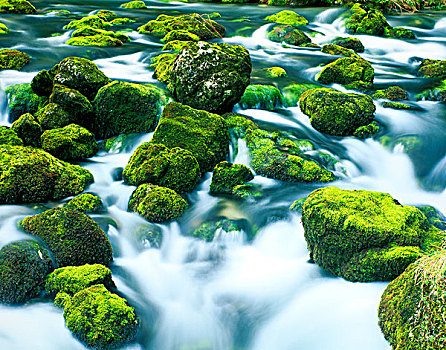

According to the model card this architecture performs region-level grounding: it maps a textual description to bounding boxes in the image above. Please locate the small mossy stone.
[192,219,248,242]
[128,183,188,223]
[66,35,123,47]
[45,264,115,297]
[0,240,54,304]
[0,0,36,14]
[289,198,306,214]
[418,59,446,79]
[331,37,364,53]
[109,18,135,25]
[210,161,254,195]
[232,183,263,200]
[282,83,318,107]
[162,30,199,43]
[35,103,73,130]
[11,113,43,147]
[267,25,311,46]
[373,86,408,101]
[65,193,103,213]
[21,207,113,267]
[6,83,45,122]
[384,26,415,39]
[63,15,112,30]
[239,84,283,111]
[321,44,358,58]
[345,3,389,36]
[265,67,287,78]
[96,10,117,20]
[31,69,54,97]
[0,22,9,34]
[353,122,380,139]
[63,284,139,350]
[0,126,23,146]
[382,102,414,110]
[120,0,146,8]
[264,10,308,26]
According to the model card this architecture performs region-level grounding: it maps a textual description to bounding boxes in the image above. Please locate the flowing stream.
[1,1,446,349]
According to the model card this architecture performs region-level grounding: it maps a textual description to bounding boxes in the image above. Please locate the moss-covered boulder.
[53,57,111,101]
[0,240,54,304]
[267,25,311,46]
[67,34,124,47]
[162,29,199,43]
[265,66,287,78]
[31,69,55,97]
[21,207,113,267]
[384,26,415,39]
[61,284,139,350]
[71,27,130,42]
[150,52,177,85]
[316,56,374,90]
[65,193,103,213]
[299,88,375,136]
[0,126,23,146]
[120,0,146,8]
[170,41,251,114]
[210,161,254,195]
[0,0,35,14]
[41,124,98,161]
[0,22,9,34]
[331,37,364,53]
[128,183,188,223]
[373,86,408,100]
[35,103,73,130]
[6,83,45,121]
[321,44,358,57]
[138,13,225,40]
[63,15,112,30]
[264,10,308,26]
[11,113,43,147]
[239,84,283,110]
[123,143,200,194]
[93,81,162,140]
[45,264,115,297]
[418,59,446,79]
[282,83,318,107]
[0,145,93,203]
[301,187,442,282]
[417,80,446,102]
[151,102,229,173]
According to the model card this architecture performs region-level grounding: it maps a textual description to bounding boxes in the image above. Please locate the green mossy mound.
[123,143,200,194]
[170,41,251,114]
[321,44,358,57]
[418,59,446,79]
[151,102,229,173]
[162,29,200,43]
[264,10,308,26]
[0,22,9,34]
[0,145,93,204]
[45,264,115,297]
[317,56,374,90]
[35,103,73,130]
[67,34,124,47]
[282,83,318,107]
[63,15,112,30]
[384,26,415,39]
[239,84,283,110]
[267,25,311,46]
[192,219,249,242]
[61,284,139,350]
[93,81,163,140]
[301,187,442,282]
[232,183,263,200]
[11,113,43,147]
[299,88,376,136]
[379,251,446,350]
[0,0,36,14]
[41,124,98,162]
[0,240,54,304]
[71,27,130,42]
[6,83,44,122]
[373,86,408,100]
[0,126,23,146]
[138,13,225,40]
[120,0,146,8]
[210,161,254,195]
[265,67,287,78]
[21,207,113,267]
[331,37,364,53]
[383,102,415,110]
[353,122,380,139]
[128,183,188,223]
[109,18,135,25]
[96,10,117,20]
[66,193,103,213]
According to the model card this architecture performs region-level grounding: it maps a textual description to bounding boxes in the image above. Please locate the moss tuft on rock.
[353,122,380,139]
[162,29,200,43]
[321,44,358,58]
[65,193,103,213]
[120,0,146,8]
[0,22,9,34]
[264,66,287,78]
[0,0,36,14]
[63,15,112,30]
[210,161,254,195]
[239,84,283,110]
[418,59,446,79]
[35,103,73,130]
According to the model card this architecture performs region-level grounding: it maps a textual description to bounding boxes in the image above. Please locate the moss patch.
[239,84,283,110]
[65,193,103,214]
[264,10,308,26]
[267,25,311,46]
[11,113,42,147]
[0,49,29,71]
[210,161,254,195]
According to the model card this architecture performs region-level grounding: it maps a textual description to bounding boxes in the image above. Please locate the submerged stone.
[282,83,318,107]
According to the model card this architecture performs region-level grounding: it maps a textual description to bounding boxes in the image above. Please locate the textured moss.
[210,161,254,195]
[265,66,287,78]
[282,83,318,107]
[71,27,130,42]
[128,183,188,223]
[239,84,283,110]
[0,0,35,14]
[383,102,414,110]
[67,34,123,47]
[11,113,43,147]
[21,207,113,267]
[267,0,287,5]
[353,122,380,139]
[63,15,113,30]
[35,103,73,130]
[120,0,146,8]
[151,52,177,85]
[66,193,103,213]
[267,25,311,46]
[93,81,163,140]
[264,10,308,26]
[384,26,415,39]
[31,69,55,97]
[0,126,23,146]
[0,240,54,304]
[289,197,306,214]
[331,37,364,53]
[62,284,139,350]
[170,41,252,114]
[151,102,229,173]
[0,22,9,34]
[373,86,408,101]
[162,30,199,43]
[321,44,358,58]
[41,124,98,161]
[0,145,93,203]
[138,13,225,40]
[417,80,446,102]
[45,264,115,297]
[192,219,247,242]
[232,183,263,200]
[418,59,446,79]
[300,43,320,48]
[417,206,446,231]
[316,56,374,90]
[301,187,442,282]
[123,143,200,194]
[6,83,46,121]
[96,10,117,20]
[299,88,376,136]
[109,18,135,25]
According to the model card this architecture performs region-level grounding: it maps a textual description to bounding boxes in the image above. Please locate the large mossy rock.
[93,81,162,140]
[0,145,93,204]
[264,10,308,26]
[170,41,251,114]
[210,161,254,195]
[299,88,376,136]
[60,284,139,350]
[6,83,45,122]
[379,251,446,349]
[301,187,442,282]
[0,49,29,70]
[49,84,93,125]
[41,124,98,161]
[138,13,225,40]
[0,0,36,13]
[316,56,374,90]
[21,208,113,267]
[11,113,43,147]
[120,0,147,8]
[128,183,188,223]
[123,143,200,194]
[151,102,229,173]
[0,240,54,304]
[267,25,311,46]
[418,59,446,79]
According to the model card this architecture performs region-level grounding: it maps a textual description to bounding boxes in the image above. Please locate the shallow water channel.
[1,1,446,349]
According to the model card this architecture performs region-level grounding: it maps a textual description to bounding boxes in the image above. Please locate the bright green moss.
[0,126,23,146]
[11,113,42,147]
[0,0,36,13]
[0,22,9,34]
[162,40,192,52]
[151,52,177,85]
[35,103,73,130]
[282,83,318,107]
[239,84,283,110]
[67,35,123,47]
[321,44,358,58]
[289,197,306,214]
[223,112,258,139]
[128,183,188,223]
[267,25,311,46]
[299,88,376,136]
[210,161,254,195]
[384,26,415,39]
[0,240,54,304]
[353,122,380,139]
[382,102,415,110]
[232,183,263,200]
[417,206,446,231]
[62,284,139,350]
[265,67,287,78]
[418,59,446,79]
[373,86,408,100]
[331,37,364,53]
[123,143,200,193]
[6,83,46,121]
[267,0,287,5]
[0,145,93,204]
[96,10,117,20]
[264,10,308,26]
[0,49,29,71]
[45,264,115,297]
[63,15,113,30]
[109,17,135,25]
[66,193,103,213]
[162,29,199,43]
[301,187,443,282]
[71,27,130,42]
[120,0,146,8]
[21,207,113,267]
